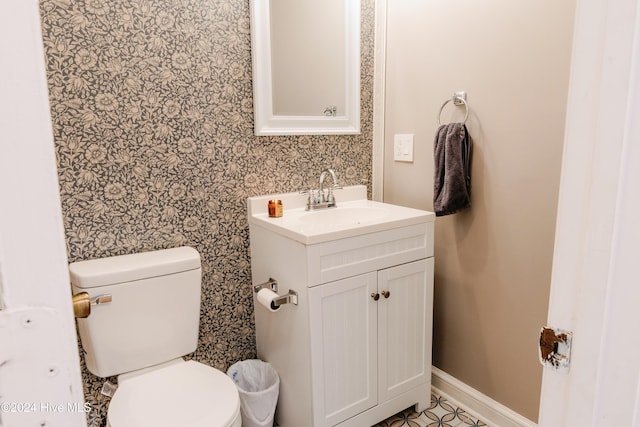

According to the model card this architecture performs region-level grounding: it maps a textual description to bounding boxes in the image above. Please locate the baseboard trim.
[431,366,537,427]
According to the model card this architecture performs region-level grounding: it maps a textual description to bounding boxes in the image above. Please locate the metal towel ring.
[438,95,469,125]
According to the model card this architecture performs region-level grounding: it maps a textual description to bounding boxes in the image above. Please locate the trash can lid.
[108,360,240,427]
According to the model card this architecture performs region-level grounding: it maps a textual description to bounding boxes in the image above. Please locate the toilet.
[69,246,241,427]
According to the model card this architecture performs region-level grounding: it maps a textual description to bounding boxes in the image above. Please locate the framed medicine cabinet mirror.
[249,0,361,136]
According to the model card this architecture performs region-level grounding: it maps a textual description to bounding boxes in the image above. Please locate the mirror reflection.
[270,0,346,117]
[250,0,361,135]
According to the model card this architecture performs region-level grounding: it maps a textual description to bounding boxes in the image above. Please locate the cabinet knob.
[371,292,380,301]
[382,290,390,299]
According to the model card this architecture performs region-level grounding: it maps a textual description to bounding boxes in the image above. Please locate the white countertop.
[247,185,435,245]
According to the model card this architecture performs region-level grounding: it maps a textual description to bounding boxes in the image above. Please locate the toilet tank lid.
[69,246,201,289]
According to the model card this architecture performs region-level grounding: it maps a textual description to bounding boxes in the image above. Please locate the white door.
[538,0,640,425]
[0,1,86,426]
[378,259,433,403]
[309,273,378,427]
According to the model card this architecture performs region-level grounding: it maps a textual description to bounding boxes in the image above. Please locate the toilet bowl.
[107,360,241,427]
[69,247,241,427]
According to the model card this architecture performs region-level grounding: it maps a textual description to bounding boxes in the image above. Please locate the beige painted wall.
[383,1,575,421]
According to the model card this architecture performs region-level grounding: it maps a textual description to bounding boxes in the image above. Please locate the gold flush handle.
[72,292,112,318]
[72,292,91,318]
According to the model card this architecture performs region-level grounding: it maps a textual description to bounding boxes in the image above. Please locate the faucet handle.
[300,189,317,209]
[326,188,336,204]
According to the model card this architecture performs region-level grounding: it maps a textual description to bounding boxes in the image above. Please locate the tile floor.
[274,391,488,427]
[373,392,488,427]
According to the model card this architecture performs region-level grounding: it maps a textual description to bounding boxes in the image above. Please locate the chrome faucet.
[302,168,342,210]
[319,168,339,203]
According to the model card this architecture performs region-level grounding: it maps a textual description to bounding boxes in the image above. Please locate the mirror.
[250,0,361,136]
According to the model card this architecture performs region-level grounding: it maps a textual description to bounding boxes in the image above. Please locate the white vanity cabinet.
[247,187,435,427]
[309,258,434,426]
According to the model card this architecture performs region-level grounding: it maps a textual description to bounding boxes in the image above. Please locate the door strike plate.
[539,326,572,373]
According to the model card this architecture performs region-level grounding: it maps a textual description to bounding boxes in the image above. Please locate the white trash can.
[227,359,280,427]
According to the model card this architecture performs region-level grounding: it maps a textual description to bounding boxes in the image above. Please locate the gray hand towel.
[433,123,472,216]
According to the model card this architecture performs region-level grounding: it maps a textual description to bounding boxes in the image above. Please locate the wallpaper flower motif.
[40,0,374,425]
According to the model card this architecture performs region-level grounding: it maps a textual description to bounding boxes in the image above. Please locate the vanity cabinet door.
[309,272,378,427]
[377,258,434,403]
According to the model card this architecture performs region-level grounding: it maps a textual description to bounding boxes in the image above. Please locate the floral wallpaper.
[39,0,374,425]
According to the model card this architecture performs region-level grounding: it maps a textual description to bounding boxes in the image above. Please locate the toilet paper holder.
[254,278,298,307]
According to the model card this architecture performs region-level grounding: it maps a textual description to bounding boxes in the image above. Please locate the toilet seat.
[107,360,241,427]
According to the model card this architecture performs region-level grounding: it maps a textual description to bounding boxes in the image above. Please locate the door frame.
[539,0,640,424]
[0,0,86,426]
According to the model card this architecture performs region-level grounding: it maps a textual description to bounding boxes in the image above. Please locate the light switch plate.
[394,134,414,162]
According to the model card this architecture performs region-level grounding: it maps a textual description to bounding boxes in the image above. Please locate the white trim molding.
[432,367,537,427]
[371,0,387,201]
[539,0,640,424]
[0,0,86,425]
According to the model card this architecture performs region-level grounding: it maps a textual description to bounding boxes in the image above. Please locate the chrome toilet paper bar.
[271,290,298,307]
[254,278,278,293]
[254,278,298,307]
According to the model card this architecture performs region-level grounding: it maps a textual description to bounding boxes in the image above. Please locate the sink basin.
[247,185,435,244]
[297,206,389,227]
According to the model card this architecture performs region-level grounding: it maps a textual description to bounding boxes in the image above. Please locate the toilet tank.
[69,246,202,378]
